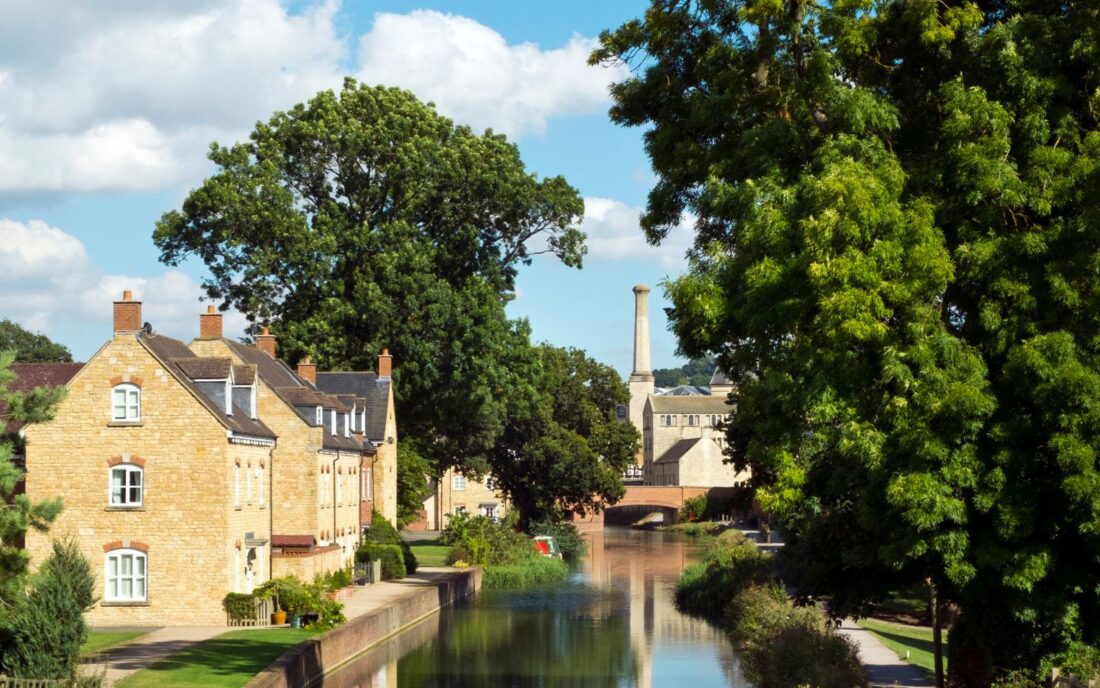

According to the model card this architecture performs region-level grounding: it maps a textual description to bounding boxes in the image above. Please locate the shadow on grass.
[869,627,938,656]
[118,631,318,686]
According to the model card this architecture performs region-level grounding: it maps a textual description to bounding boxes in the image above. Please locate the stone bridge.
[571,486,744,529]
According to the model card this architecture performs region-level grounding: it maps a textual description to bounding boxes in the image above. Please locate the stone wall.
[23,334,271,626]
[271,546,343,581]
[246,569,482,688]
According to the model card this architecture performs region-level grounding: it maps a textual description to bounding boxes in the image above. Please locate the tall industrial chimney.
[627,285,655,470]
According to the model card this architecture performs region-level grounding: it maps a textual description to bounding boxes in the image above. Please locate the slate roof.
[314,371,391,441]
[173,357,232,380]
[654,438,701,464]
[276,387,350,412]
[3,363,84,433]
[648,395,732,414]
[232,365,256,385]
[139,332,275,439]
[710,367,734,388]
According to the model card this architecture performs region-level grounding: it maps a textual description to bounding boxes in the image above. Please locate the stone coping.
[245,568,481,688]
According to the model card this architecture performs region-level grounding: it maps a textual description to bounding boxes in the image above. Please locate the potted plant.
[255,578,288,625]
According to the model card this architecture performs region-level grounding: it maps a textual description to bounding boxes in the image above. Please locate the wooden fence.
[0,677,64,688]
[227,596,274,627]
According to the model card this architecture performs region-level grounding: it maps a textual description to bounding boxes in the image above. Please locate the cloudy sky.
[0,0,695,377]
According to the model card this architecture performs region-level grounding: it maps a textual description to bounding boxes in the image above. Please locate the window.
[686,415,699,426]
[111,384,140,421]
[452,474,466,491]
[336,469,342,504]
[109,465,143,506]
[105,549,147,602]
[315,406,323,425]
[362,466,372,501]
[234,465,240,508]
[256,466,264,507]
[659,414,677,427]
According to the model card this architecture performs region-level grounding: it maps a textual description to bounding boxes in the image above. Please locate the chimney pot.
[378,348,393,378]
[255,327,277,358]
[298,357,317,385]
[199,304,223,339]
[113,290,142,334]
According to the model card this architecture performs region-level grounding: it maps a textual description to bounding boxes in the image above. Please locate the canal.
[324,528,748,687]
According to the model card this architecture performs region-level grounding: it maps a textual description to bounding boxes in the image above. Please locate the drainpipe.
[333,452,340,560]
[268,441,275,583]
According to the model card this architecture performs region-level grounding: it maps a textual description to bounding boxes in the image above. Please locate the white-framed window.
[246,464,253,503]
[256,466,264,507]
[686,415,699,426]
[105,549,147,602]
[319,468,326,505]
[336,469,342,504]
[362,466,372,501]
[111,384,140,421]
[109,465,143,506]
[452,474,466,491]
[315,406,323,425]
[234,465,240,508]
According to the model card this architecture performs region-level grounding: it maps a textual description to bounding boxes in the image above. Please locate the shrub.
[529,518,586,561]
[1,540,96,680]
[222,592,256,621]
[357,543,406,579]
[681,494,708,521]
[744,606,865,688]
[674,530,773,620]
[366,511,417,574]
[320,566,352,591]
[482,557,569,590]
[442,512,534,566]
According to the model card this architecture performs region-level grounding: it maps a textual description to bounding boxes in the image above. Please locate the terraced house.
[17,293,403,626]
[189,309,375,580]
[22,292,276,626]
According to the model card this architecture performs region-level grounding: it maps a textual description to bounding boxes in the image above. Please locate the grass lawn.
[81,630,148,656]
[857,618,948,677]
[115,628,321,688]
[408,540,451,567]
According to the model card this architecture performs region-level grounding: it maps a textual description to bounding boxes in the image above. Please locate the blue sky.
[0,0,694,377]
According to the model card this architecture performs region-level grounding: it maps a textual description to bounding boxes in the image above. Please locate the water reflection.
[325,529,747,687]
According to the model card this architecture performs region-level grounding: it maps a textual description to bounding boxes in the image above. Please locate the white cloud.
[0,220,247,353]
[581,197,694,269]
[0,2,621,193]
[356,11,626,138]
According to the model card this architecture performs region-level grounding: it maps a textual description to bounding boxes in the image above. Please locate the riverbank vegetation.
[595,2,1100,685]
[441,514,570,589]
[675,533,864,688]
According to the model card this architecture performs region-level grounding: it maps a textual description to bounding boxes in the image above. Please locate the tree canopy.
[488,345,638,530]
[595,1,1100,683]
[653,355,715,388]
[0,321,71,363]
[154,79,586,472]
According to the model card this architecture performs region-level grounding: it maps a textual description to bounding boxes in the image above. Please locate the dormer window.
[330,409,336,435]
[315,406,323,425]
[112,384,141,421]
[344,412,350,438]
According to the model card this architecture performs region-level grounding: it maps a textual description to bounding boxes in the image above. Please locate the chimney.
[297,356,316,385]
[631,285,652,376]
[199,305,223,339]
[256,327,277,358]
[378,348,393,379]
[113,290,142,334]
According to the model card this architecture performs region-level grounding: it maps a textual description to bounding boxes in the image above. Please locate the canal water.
[325,528,748,687]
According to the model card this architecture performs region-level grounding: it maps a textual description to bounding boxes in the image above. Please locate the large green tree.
[0,321,71,363]
[595,1,1100,684]
[154,79,585,471]
[489,345,638,531]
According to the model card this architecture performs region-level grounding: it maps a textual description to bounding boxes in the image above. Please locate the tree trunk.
[930,582,945,688]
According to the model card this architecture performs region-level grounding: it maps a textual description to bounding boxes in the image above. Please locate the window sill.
[108,421,144,428]
[102,600,150,607]
[105,506,145,512]
[234,506,242,511]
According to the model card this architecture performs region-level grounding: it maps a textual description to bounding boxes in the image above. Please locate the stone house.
[188,308,371,578]
[313,358,398,528]
[413,469,508,531]
[21,292,276,626]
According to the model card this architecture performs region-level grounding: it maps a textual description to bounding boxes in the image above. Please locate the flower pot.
[289,614,302,628]
[272,610,287,625]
